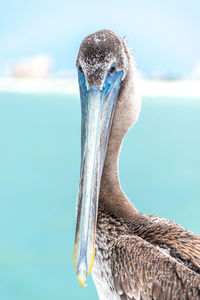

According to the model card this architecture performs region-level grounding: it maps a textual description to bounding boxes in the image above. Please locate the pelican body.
[73,29,200,299]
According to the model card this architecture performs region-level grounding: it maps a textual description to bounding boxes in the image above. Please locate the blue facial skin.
[74,63,124,286]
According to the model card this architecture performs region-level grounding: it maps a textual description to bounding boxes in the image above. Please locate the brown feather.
[95,210,200,300]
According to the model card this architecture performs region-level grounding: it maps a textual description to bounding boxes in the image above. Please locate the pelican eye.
[109,66,116,74]
[79,65,83,73]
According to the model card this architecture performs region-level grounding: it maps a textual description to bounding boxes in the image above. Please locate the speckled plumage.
[92,211,200,299]
[77,29,200,300]
[77,29,129,89]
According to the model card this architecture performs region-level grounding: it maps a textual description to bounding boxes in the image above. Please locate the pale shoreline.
[0,77,200,98]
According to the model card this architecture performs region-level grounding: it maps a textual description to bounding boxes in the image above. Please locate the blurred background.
[0,0,200,299]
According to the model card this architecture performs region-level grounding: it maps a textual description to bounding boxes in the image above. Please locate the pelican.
[73,29,200,299]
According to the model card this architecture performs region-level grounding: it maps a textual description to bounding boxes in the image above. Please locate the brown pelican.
[73,29,200,299]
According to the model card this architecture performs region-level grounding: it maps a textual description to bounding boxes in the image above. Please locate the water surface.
[0,93,200,299]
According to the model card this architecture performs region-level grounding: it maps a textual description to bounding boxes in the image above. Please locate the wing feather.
[112,234,200,300]
[144,215,200,273]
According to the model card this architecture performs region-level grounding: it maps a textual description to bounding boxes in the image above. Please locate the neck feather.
[99,55,140,219]
[99,130,138,218]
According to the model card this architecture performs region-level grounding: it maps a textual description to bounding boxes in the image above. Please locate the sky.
[1,0,200,77]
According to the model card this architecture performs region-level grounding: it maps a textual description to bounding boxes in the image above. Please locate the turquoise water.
[0,92,200,300]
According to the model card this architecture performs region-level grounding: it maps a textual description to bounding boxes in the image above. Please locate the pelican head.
[73,29,140,287]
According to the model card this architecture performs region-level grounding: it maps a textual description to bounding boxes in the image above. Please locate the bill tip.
[77,271,87,287]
